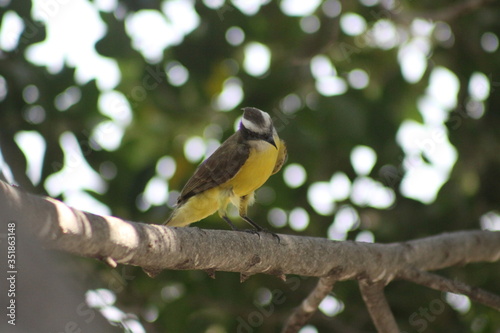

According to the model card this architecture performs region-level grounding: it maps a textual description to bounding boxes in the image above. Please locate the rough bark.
[2,180,500,332]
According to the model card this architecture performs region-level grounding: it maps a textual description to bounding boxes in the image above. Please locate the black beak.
[266,135,277,148]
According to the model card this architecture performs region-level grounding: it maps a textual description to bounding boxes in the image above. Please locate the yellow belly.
[225,140,278,196]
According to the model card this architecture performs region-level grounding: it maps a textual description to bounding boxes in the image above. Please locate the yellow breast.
[225,139,279,197]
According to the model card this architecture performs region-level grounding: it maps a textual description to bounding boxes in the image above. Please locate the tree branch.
[358,280,398,333]
[397,268,500,311]
[2,180,500,279]
[2,180,500,332]
[386,0,496,24]
[281,276,337,333]
[422,0,496,21]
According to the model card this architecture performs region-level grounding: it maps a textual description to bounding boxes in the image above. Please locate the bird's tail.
[163,206,192,227]
[163,209,179,226]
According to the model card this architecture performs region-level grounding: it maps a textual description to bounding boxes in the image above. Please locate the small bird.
[164,107,287,235]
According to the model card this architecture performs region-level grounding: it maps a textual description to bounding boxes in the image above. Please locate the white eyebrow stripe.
[242,116,266,134]
[261,111,272,128]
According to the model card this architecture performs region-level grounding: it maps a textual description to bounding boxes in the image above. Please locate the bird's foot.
[262,229,281,243]
[239,228,261,236]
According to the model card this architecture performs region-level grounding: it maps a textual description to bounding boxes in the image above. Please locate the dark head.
[240,107,276,148]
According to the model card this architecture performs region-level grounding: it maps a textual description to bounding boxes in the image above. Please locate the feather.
[176,132,250,205]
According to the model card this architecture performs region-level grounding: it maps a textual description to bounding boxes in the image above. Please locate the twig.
[358,280,399,333]
[397,268,500,311]
[423,0,496,21]
[281,276,337,333]
[386,0,496,24]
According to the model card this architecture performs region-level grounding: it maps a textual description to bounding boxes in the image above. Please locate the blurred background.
[1,0,500,332]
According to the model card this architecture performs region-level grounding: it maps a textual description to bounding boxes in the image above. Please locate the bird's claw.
[266,230,281,243]
[239,228,261,236]
[238,228,280,243]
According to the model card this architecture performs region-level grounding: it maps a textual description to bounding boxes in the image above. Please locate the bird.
[164,107,287,236]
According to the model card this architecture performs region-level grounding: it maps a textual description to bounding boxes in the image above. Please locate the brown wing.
[177,132,250,205]
[272,139,287,175]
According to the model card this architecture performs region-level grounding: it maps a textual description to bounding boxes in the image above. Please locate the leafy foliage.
[1,0,500,331]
